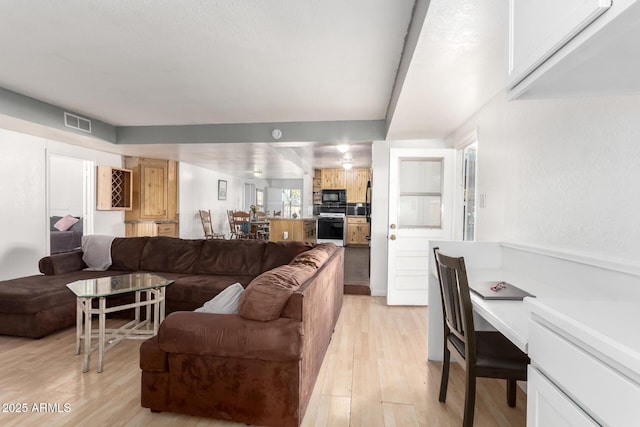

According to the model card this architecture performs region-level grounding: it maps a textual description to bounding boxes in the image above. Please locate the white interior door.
[387,148,454,305]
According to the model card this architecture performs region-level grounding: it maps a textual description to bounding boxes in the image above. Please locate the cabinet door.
[509,0,611,87]
[140,162,168,219]
[322,169,346,189]
[527,366,598,427]
[96,166,132,211]
[347,169,370,203]
[346,218,369,246]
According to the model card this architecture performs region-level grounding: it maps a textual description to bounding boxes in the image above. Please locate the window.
[397,158,443,228]
[282,189,302,218]
[255,188,264,211]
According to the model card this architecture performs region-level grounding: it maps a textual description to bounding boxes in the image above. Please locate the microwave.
[321,189,346,203]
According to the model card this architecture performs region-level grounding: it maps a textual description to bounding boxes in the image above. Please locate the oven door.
[317,217,344,245]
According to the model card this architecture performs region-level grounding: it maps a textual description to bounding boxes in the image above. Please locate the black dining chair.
[433,247,529,427]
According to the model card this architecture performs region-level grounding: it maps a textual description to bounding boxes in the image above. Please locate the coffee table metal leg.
[75,298,82,355]
[98,297,106,373]
[153,289,160,335]
[83,297,92,373]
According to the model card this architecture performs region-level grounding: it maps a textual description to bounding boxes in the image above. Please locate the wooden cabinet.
[321,168,346,189]
[124,157,179,237]
[125,222,178,238]
[96,166,132,211]
[346,216,369,246]
[269,218,316,243]
[346,169,370,203]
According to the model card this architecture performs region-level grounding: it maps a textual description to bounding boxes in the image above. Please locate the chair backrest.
[232,211,251,236]
[433,247,476,360]
[255,210,266,219]
[199,209,213,238]
[226,210,236,234]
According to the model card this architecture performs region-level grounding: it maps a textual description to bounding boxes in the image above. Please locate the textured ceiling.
[0,0,509,178]
[0,0,414,126]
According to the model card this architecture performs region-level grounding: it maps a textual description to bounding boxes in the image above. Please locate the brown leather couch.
[0,236,344,426]
[140,241,344,427]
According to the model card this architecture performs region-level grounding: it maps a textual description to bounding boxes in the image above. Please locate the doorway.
[462,142,478,241]
[386,148,454,305]
[48,154,93,254]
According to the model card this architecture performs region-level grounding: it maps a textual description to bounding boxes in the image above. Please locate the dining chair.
[199,209,225,240]
[226,210,239,239]
[432,247,529,427]
[253,211,269,240]
[231,211,255,239]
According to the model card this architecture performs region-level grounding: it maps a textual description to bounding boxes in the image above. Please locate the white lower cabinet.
[528,317,640,426]
[527,366,598,427]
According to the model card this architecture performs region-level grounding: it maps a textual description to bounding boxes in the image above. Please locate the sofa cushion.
[238,264,316,321]
[0,270,129,313]
[111,237,149,271]
[140,237,204,274]
[195,283,244,314]
[260,241,314,272]
[39,250,86,275]
[289,243,337,269]
[194,239,267,276]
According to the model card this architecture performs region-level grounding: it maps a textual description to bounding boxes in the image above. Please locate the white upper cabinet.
[509,0,640,99]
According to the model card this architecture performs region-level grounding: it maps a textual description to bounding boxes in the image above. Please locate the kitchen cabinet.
[321,168,346,189]
[125,222,178,238]
[509,0,640,99]
[96,166,132,211]
[346,169,370,203]
[346,216,369,246]
[124,157,179,237]
[269,218,316,243]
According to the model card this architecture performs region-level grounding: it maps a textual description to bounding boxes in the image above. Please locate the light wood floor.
[0,296,526,426]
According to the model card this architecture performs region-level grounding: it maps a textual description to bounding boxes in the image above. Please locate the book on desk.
[469,281,534,300]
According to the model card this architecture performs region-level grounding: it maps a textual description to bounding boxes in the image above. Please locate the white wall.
[0,128,124,280]
[179,163,244,239]
[449,91,640,262]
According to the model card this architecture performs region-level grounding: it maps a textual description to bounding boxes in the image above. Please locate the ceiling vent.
[64,112,92,134]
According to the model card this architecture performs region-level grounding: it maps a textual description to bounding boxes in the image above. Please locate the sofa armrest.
[157,311,303,362]
[38,250,86,275]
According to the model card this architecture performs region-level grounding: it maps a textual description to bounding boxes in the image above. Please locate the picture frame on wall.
[218,180,227,200]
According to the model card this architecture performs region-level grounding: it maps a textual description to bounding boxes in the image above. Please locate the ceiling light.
[337,144,350,153]
[341,154,354,170]
[271,129,282,140]
[254,169,263,177]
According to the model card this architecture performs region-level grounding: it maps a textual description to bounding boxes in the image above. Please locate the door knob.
[389,235,396,240]
[390,224,396,229]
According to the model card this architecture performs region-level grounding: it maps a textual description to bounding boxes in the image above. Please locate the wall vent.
[64,112,92,134]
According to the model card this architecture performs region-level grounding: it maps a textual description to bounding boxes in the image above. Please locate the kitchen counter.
[268,218,316,243]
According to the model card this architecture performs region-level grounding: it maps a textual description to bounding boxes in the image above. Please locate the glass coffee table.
[66,273,173,373]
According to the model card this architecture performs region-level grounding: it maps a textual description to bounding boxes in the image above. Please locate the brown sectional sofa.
[0,236,344,427]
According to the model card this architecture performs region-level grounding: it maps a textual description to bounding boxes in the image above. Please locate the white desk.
[464,267,581,353]
[428,241,640,426]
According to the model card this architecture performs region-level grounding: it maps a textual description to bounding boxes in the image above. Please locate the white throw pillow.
[195,283,244,314]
